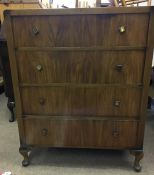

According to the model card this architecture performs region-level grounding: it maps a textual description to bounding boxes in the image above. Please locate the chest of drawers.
[5,7,154,171]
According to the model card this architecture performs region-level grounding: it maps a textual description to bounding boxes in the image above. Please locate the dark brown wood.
[7,98,15,122]
[130,150,144,172]
[12,14,149,47]
[19,83,143,88]
[5,7,154,170]
[21,86,141,118]
[16,51,145,84]
[4,7,151,16]
[136,121,145,147]
[16,46,146,51]
[24,118,138,148]
[19,147,30,167]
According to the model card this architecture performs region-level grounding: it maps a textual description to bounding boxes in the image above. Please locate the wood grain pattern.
[21,86,141,118]
[16,51,145,84]
[24,118,138,148]
[12,14,149,47]
[96,14,149,47]
[4,7,154,168]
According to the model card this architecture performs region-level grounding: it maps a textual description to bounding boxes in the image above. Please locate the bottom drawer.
[24,119,139,149]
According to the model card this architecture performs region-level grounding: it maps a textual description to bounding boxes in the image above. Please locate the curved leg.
[19,147,30,167]
[7,97,15,122]
[130,150,144,172]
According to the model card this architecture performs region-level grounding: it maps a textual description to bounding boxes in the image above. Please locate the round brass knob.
[119,26,126,33]
[112,131,119,137]
[39,97,46,105]
[114,100,120,107]
[41,128,48,136]
[36,65,43,72]
[32,26,39,35]
[115,64,124,71]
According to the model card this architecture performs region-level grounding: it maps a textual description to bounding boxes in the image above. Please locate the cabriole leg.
[19,147,30,167]
[7,97,15,122]
[130,150,144,172]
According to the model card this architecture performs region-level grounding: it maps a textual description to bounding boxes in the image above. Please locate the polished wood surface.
[21,86,141,117]
[12,14,149,47]
[24,118,138,148]
[5,7,154,170]
[16,51,145,84]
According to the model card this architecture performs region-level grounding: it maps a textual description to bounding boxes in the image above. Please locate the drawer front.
[21,86,141,118]
[24,119,138,148]
[13,14,149,47]
[17,51,145,84]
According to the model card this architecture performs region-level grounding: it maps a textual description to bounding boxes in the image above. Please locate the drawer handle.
[36,65,43,72]
[39,98,46,105]
[114,100,120,107]
[41,128,48,136]
[115,64,123,71]
[32,26,39,35]
[137,83,143,87]
[119,26,126,33]
[112,131,119,138]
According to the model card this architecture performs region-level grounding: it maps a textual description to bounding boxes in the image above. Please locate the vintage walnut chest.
[5,7,154,171]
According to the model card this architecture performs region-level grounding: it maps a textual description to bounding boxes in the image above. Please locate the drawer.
[24,118,138,148]
[16,51,145,84]
[96,14,149,47]
[13,14,149,47]
[21,86,141,118]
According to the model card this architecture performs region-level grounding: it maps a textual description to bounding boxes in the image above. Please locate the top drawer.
[12,14,149,47]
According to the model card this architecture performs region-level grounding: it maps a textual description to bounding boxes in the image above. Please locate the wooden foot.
[7,98,15,122]
[19,147,30,167]
[130,150,144,172]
